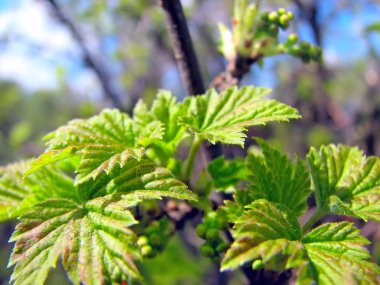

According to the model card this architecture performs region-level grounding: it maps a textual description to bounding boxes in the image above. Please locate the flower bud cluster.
[196,212,228,262]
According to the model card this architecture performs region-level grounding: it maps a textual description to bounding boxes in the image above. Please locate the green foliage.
[1,1,379,284]
[0,83,304,284]
[222,201,379,284]
[0,161,32,221]
[28,109,164,185]
[0,161,77,222]
[245,139,310,216]
[179,86,300,146]
[208,156,246,192]
[301,222,379,284]
[366,22,380,33]
[133,90,187,162]
[221,200,304,272]
[9,194,141,285]
[308,144,380,222]
[7,158,196,285]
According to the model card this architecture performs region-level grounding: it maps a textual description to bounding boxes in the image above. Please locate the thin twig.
[45,0,123,109]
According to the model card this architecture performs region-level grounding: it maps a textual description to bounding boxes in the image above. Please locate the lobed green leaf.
[0,161,31,221]
[221,200,303,271]
[301,222,379,285]
[28,109,163,185]
[8,158,196,285]
[222,200,379,285]
[134,90,188,162]
[179,86,300,146]
[308,144,380,222]
[245,139,311,216]
[208,156,246,192]
[0,161,77,222]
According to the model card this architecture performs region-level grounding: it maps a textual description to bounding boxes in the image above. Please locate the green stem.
[183,136,202,182]
[302,208,324,234]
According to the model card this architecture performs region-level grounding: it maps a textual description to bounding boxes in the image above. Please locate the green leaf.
[134,90,188,160]
[222,200,379,284]
[366,22,380,33]
[0,161,32,221]
[0,161,77,222]
[308,144,380,221]
[221,200,304,271]
[179,86,300,146]
[28,109,163,185]
[105,158,197,201]
[9,159,196,285]
[301,222,379,285]
[9,196,141,285]
[208,157,246,192]
[245,139,311,216]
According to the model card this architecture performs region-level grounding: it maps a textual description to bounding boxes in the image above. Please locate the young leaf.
[221,200,304,271]
[179,86,300,146]
[9,196,141,285]
[8,159,197,285]
[222,200,379,284]
[105,158,198,201]
[308,144,380,221]
[208,156,246,192]
[0,161,77,222]
[0,161,32,221]
[245,139,310,216]
[28,109,163,185]
[301,222,379,285]
[134,90,188,160]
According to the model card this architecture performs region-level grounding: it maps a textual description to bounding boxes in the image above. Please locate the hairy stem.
[159,0,205,96]
[302,208,324,234]
[183,137,202,182]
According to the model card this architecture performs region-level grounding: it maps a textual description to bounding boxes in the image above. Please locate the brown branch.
[210,54,262,91]
[45,0,123,109]
[159,0,205,95]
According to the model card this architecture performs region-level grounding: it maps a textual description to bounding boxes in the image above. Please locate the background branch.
[159,0,205,96]
[45,0,123,109]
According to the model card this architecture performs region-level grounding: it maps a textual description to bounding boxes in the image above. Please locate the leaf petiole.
[302,208,325,234]
[183,136,202,182]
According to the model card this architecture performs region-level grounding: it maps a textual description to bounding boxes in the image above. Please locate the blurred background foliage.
[0,0,379,284]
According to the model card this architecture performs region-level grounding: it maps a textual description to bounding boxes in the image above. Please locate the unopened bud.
[268,12,278,22]
[287,33,298,44]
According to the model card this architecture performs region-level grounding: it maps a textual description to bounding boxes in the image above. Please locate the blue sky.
[0,0,379,93]
[0,0,102,98]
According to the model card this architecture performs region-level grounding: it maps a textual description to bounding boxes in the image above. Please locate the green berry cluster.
[258,8,294,36]
[196,212,228,262]
[218,1,323,64]
[286,39,323,63]
[137,217,173,258]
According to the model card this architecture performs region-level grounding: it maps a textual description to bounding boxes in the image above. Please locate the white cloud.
[0,50,57,90]
[0,0,90,92]
[0,0,77,53]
